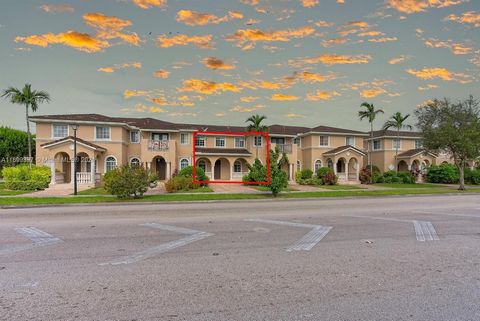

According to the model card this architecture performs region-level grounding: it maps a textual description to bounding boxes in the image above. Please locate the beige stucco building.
[30,114,455,187]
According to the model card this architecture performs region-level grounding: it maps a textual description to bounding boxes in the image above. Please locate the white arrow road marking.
[0,227,63,256]
[345,215,439,242]
[245,219,332,251]
[99,223,213,266]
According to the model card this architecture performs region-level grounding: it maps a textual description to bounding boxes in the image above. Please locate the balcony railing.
[148,140,169,151]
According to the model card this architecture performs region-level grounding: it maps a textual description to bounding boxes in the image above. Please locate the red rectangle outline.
[192,131,271,185]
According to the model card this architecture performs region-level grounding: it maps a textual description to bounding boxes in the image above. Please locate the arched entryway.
[54,152,71,184]
[347,157,359,181]
[153,156,167,180]
[196,158,212,180]
[214,158,230,180]
[397,160,409,172]
[232,158,248,180]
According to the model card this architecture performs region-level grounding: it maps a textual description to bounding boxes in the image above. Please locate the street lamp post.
[70,124,80,195]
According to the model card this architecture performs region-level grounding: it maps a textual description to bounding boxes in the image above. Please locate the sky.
[0,0,479,131]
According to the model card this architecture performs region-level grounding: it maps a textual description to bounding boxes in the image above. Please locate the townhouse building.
[30,114,454,187]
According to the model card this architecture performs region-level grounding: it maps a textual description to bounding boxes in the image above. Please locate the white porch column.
[289,163,293,181]
[90,159,96,184]
[333,160,338,175]
[356,161,360,180]
[166,162,171,180]
[47,159,55,186]
[345,161,349,181]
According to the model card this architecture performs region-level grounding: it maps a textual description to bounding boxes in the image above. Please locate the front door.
[214,160,221,180]
[156,157,166,180]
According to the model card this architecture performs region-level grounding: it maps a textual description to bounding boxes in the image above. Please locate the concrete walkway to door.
[209,184,263,194]
[21,184,92,197]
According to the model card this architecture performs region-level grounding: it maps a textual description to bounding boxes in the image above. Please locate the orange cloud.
[154,70,170,78]
[240,96,259,102]
[388,55,410,64]
[285,113,305,118]
[337,20,370,37]
[295,71,337,83]
[418,84,438,91]
[270,93,300,101]
[201,57,236,70]
[406,67,472,83]
[321,38,348,47]
[15,31,109,53]
[425,38,472,55]
[97,61,141,73]
[225,26,315,50]
[83,12,140,46]
[301,0,319,7]
[306,90,340,101]
[444,11,480,27]
[360,88,387,98]
[41,4,74,13]
[230,104,265,113]
[388,0,468,14]
[124,89,150,99]
[176,10,243,26]
[357,31,385,37]
[240,0,260,5]
[156,34,213,48]
[368,37,398,43]
[315,20,334,27]
[132,0,166,9]
[290,54,371,67]
[179,79,242,94]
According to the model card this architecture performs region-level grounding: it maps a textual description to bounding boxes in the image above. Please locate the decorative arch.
[314,159,322,173]
[105,155,117,173]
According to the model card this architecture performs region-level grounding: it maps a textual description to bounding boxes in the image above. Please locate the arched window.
[105,156,117,172]
[180,158,189,170]
[234,160,241,173]
[296,160,301,171]
[198,160,206,171]
[327,159,334,169]
[130,157,140,167]
[314,160,322,173]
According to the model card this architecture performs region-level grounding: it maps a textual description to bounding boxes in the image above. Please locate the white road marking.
[99,223,213,266]
[345,215,439,242]
[0,227,62,256]
[245,219,332,251]
[414,211,480,219]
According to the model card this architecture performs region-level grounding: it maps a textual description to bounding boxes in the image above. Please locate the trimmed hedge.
[178,166,209,185]
[374,170,415,184]
[465,168,480,185]
[165,176,200,193]
[1,164,50,190]
[103,165,154,198]
[426,164,459,184]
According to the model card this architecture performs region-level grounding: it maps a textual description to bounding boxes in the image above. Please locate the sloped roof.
[397,148,437,158]
[309,125,366,135]
[40,136,106,151]
[323,145,366,156]
[195,148,251,155]
[372,129,422,138]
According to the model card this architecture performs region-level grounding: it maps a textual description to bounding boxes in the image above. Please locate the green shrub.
[397,171,415,184]
[300,169,313,179]
[2,164,50,190]
[427,164,459,184]
[177,166,209,185]
[321,172,338,185]
[465,168,480,185]
[243,159,268,183]
[316,167,334,179]
[165,175,200,193]
[295,171,303,183]
[103,165,153,198]
[365,164,381,174]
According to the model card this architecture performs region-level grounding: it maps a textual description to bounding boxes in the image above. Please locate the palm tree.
[246,114,268,158]
[2,84,51,168]
[382,112,413,171]
[358,102,384,171]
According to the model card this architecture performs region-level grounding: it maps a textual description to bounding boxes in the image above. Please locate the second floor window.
[271,137,285,145]
[373,139,381,150]
[319,135,329,146]
[53,124,68,138]
[235,137,245,148]
[195,135,205,147]
[415,140,423,149]
[254,136,262,147]
[393,138,401,149]
[180,133,189,145]
[294,137,301,146]
[346,136,355,146]
[215,136,226,147]
[96,126,110,140]
[130,131,140,143]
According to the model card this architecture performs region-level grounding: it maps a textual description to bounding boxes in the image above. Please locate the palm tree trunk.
[25,105,32,169]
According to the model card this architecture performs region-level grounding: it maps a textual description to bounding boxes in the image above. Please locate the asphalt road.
[1,195,480,321]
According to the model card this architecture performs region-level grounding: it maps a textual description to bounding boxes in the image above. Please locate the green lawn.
[0,182,31,196]
[252,186,299,192]
[173,187,213,193]
[318,185,365,190]
[78,186,213,195]
[374,183,447,189]
[1,186,480,206]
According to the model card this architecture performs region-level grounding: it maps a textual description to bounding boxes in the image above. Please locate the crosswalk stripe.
[0,227,62,256]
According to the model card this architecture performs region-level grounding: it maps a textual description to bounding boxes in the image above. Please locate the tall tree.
[267,146,289,197]
[382,112,413,171]
[358,102,384,170]
[415,96,480,190]
[246,114,268,158]
[2,84,51,168]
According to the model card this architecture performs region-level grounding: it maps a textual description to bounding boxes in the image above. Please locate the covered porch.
[323,145,366,183]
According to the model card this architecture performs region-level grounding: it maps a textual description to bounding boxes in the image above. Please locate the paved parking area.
[1,195,480,321]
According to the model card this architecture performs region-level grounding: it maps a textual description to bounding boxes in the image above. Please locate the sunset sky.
[0,0,479,130]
